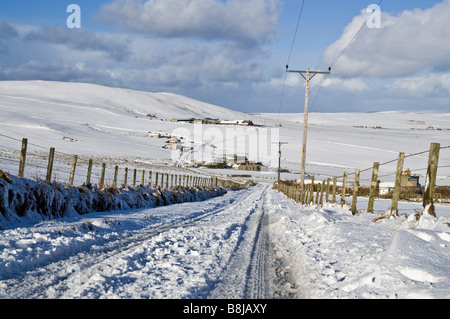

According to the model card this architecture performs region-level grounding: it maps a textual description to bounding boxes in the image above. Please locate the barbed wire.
[340,145,450,179]
[0,134,230,187]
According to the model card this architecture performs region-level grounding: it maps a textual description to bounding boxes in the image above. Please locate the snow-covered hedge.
[0,172,227,228]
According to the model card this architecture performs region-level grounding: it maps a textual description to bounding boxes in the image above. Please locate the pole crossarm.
[287,69,331,80]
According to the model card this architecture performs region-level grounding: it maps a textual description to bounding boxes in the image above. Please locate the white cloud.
[25,27,131,61]
[323,0,450,78]
[98,0,279,46]
[390,72,450,97]
[323,77,369,92]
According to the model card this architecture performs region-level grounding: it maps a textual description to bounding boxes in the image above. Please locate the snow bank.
[0,172,227,230]
[267,190,450,299]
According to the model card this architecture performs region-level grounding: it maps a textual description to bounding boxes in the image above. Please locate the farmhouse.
[149,132,163,138]
[163,143,182,150]
[171,118,258,126]
[378,169,421,195]
[219,119,254,126]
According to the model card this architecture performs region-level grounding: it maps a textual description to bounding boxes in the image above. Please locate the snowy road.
[1,182,449,299]
[0,184,287,299]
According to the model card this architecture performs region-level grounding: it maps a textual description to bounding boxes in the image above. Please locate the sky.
[0,0,449,114]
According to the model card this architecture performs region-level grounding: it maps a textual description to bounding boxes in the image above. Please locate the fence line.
[341,145,450,178]
[275,142,450,217]
[0,136,246,190]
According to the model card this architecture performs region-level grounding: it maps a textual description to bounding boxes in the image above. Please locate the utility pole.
[274,141,288,183]
[286,66,331,191]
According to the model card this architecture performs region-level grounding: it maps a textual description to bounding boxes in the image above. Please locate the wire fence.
[276,142,450,215]
[0,134,245,189]
[340,145,450,189]
[302,144,450,185]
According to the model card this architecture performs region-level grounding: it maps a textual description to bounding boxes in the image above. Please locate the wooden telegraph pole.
[274,141,288,184]
[286,66,331,192]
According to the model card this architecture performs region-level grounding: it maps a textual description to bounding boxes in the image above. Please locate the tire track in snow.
[0,185,265,299]
[208,184,271,299]
[244,204,270,299]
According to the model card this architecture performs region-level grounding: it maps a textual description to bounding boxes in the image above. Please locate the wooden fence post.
[155,172,159,187]
[304,184,310,204]
[351,169,360,215]
[423,143,440,215]
[332,176,337,203]
[141,170,145,186]
[133,169,137,187]
[18,138,27,178]
[340,172,347,206]
[113,165,119,187]
[123,167,128,186]
[314,182,319,205]
[367,162,379,213]
[46,147,55,183]
[303,184,310,205]
[149,171,152,187]
[86,159,93,186]
[325,178,330,203]
[320,180,325,205]
[309,176,314,205]
[390,152,405,216]
[100,163,106,188]
[69,155,78,185]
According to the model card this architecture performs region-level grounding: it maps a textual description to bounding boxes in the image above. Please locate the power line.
[309,73,329,112]
[329,0,384,69]
[277,0,306,117]
[286,0,306,67]
[310,0,385,112]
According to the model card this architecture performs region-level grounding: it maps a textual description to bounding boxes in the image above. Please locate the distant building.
[378,169,421,195]
[219,120,254,126]
[401,168,421,188]
[149,132,163,138]
[163,143,181,150]
[171,118,257,126]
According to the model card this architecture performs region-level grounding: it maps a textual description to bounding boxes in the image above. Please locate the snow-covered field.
[0,81,449,300]
[1,81,450,186]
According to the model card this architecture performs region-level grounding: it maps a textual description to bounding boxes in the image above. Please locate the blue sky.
[0,0,449,113]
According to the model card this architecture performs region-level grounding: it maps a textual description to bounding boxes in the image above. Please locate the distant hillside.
[0,80,248,121]
[0,80,449,184]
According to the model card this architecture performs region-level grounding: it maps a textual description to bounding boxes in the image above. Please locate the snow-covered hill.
[1,80,450,185]
[0,80,248,121]
[0,81,252,160]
